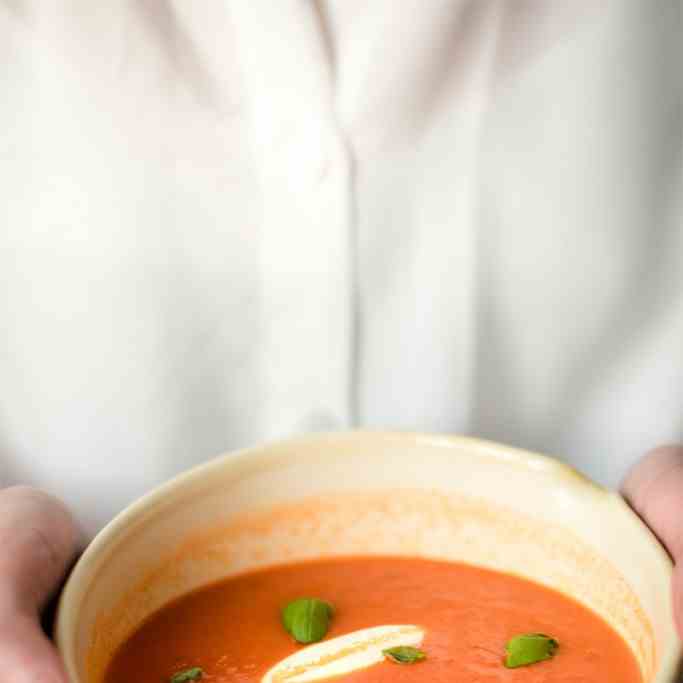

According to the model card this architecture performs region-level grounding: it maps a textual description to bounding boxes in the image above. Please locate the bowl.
[55,431,681,682]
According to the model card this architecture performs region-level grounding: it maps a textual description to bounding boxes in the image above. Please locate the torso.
[1,2,682,533]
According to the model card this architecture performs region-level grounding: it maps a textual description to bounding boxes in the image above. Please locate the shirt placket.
[229,2,354,439]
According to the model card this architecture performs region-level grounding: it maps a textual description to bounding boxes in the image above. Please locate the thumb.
[621,445,683,637]
[0,486,80,683]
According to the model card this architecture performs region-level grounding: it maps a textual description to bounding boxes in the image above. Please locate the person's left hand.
[622,445,683,639]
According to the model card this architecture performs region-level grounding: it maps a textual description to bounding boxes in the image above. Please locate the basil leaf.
[382,646,427,664]
[169,667,204,683]
[504,633,559,668]
[281,598,334,644]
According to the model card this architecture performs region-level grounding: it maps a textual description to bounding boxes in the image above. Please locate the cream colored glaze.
[54,432,681,683]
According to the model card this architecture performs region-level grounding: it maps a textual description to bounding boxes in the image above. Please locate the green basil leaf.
[281,598,334,644]
[169,667,204,683]
[504,633,559,668]
[382,646,427,664]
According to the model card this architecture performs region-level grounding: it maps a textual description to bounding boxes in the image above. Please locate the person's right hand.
[0,486,80,683]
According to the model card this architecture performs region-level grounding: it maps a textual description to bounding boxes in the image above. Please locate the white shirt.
[1,1,682,536]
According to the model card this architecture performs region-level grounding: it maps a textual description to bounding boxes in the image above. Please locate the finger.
[0,487,80,683]
[621,446,683,638]
[0,611,69,683]
[621,445,683,562]
[0,486,80,616]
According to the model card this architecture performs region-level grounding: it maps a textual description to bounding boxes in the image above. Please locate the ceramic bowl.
[55,432,681,682]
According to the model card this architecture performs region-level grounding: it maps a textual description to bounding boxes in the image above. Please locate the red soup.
[104,556,643,683]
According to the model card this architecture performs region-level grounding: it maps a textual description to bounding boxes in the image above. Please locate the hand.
[0,486,80,683]
[622,445,683,639]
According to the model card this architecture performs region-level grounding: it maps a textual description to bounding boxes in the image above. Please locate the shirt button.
[286,130,347,188]
[317,154,332,182]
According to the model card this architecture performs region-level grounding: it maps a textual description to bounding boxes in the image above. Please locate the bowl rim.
[54,430,681,682]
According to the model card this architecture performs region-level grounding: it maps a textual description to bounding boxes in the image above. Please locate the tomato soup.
[104,557,642,683]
